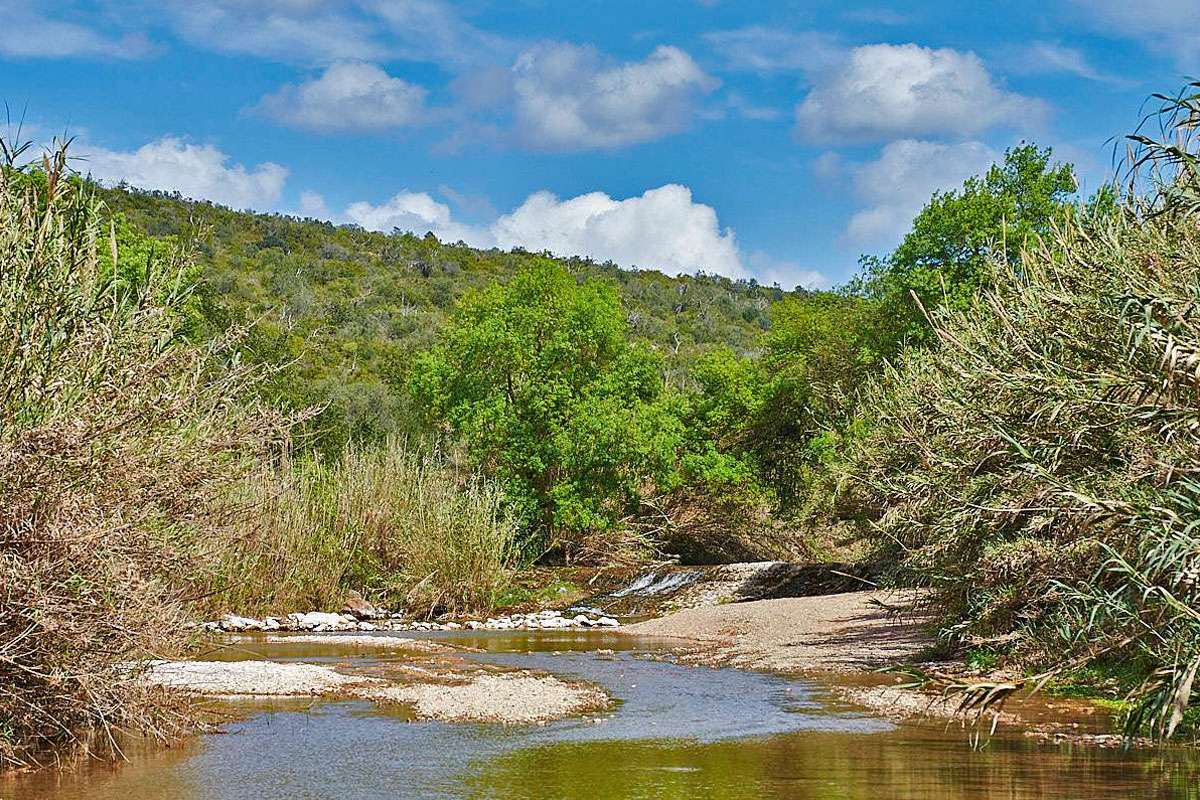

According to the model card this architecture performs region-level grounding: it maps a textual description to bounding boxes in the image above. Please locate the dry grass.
[0,147,282,768]
[207,442,519,617]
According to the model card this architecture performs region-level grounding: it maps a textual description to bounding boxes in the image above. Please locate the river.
[6,631,1197,799]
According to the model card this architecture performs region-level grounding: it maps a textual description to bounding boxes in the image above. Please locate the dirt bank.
[622,589,932,672]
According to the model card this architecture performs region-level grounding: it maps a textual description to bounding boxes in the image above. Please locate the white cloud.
[796,43,1046,142]
[0,3,152,59]
[511,43,717,151]
[160,0,388,64]
[1008,41,1126,85]
[255,62,430,133]
[343,191,489,246]
[1073,0,1200,66]
[493,184,745,277]
[76,136,288,209]
[842,139,999,248]
[703,27,842,73]
[157,0,510,67]
[745,251,829,290]
[337,183,752,279]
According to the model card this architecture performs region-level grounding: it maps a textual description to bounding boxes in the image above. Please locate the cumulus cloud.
[343,191,489,246]
[842,139,999,248]
[336,183,754,279]
[493,184,745,276]
[0,3,152,59]
[703,27,842,73]
[510,43,717,151]
[255,62,430,133]
[76,137,288,209]
[796,44,1045,142]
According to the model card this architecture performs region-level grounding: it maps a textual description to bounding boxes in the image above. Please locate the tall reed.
[208,442,518,616]
[0,146,280,768]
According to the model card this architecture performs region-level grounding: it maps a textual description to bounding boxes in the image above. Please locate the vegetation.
[0,148,280,767]
[213,442,518,617]
[15,75,1200,765]
[837,86,1200,740]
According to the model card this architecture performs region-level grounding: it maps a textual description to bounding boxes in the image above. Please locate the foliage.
[210,442,518,617]
[0,148,280,768]
[95,184,789,456]
[856,144,1076,355]
[840,174,1200,738]
[412,261,684,544]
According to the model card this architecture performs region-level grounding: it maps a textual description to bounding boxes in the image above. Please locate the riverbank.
[622,589,931,672]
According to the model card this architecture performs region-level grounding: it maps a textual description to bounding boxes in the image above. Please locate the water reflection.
[5,634,1198,800]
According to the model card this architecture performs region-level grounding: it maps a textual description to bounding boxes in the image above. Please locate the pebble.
[199,606,620,634]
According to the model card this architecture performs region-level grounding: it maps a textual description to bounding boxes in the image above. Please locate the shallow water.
[7,632,1200,800]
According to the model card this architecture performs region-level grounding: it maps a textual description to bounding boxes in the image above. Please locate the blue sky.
[2,1,1192,288]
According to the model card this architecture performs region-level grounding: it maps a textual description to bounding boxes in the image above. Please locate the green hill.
[99,185,794,452]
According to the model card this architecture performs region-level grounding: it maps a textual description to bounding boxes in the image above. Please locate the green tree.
[411,261,681,542]
[858,143,1076,354]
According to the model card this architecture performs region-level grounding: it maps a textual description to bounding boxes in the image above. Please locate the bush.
[0,151,279,767]
[841,196,1200,737]
[209,442,518,616]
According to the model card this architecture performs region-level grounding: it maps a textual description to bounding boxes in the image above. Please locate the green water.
[5,632,1198,800]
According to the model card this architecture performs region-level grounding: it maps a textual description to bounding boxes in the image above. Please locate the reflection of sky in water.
[11,634,1194,800]
[177,650,888,799]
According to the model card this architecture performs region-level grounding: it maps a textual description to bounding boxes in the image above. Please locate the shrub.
[0,149,279,767]
[841,194,1200,737]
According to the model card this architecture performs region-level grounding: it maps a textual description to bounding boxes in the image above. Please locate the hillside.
[99,185,794,452]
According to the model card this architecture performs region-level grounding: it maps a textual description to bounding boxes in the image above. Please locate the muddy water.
[6,632,1199,800]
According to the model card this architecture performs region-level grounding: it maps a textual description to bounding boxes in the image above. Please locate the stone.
[263,617,281,631]
[341,592,381,620]
[596,617,619,627]
[298,611,344,630]
[219,614,264,632]
[357,622,377,631]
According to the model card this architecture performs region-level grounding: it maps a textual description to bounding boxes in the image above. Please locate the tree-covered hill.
[98,185,796,452]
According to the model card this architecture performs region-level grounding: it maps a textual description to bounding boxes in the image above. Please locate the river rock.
[219,614,264,632]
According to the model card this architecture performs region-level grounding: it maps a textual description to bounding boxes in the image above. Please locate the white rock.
[357,622,377,631]
[597,617,619,627]
[298,612,344,630]
[263,618,281,631]
[573,614,589,625]
[466,621,483,630]
[444,622,462,630]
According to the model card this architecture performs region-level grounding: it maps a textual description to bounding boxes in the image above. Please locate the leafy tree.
[411,261,682,542]
[858,143,1076,354]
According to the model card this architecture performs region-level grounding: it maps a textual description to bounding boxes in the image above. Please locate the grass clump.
[0,148,280,768]
[209,442,518,617]
[840,94,1200,738]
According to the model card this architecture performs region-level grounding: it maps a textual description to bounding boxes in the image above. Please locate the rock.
[444,622,462,630]
[341,592,381,620]
[357,622,377,631]
[466,621,483,630]
[297,611,344,630]
[263,617,281,631]
[573,614,590,625]
[219,614,264,632]
[596,617,619,627]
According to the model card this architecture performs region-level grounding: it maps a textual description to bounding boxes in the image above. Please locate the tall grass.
[0,146,280,768]
[209,442,518,617]
[840,87,1200,739]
